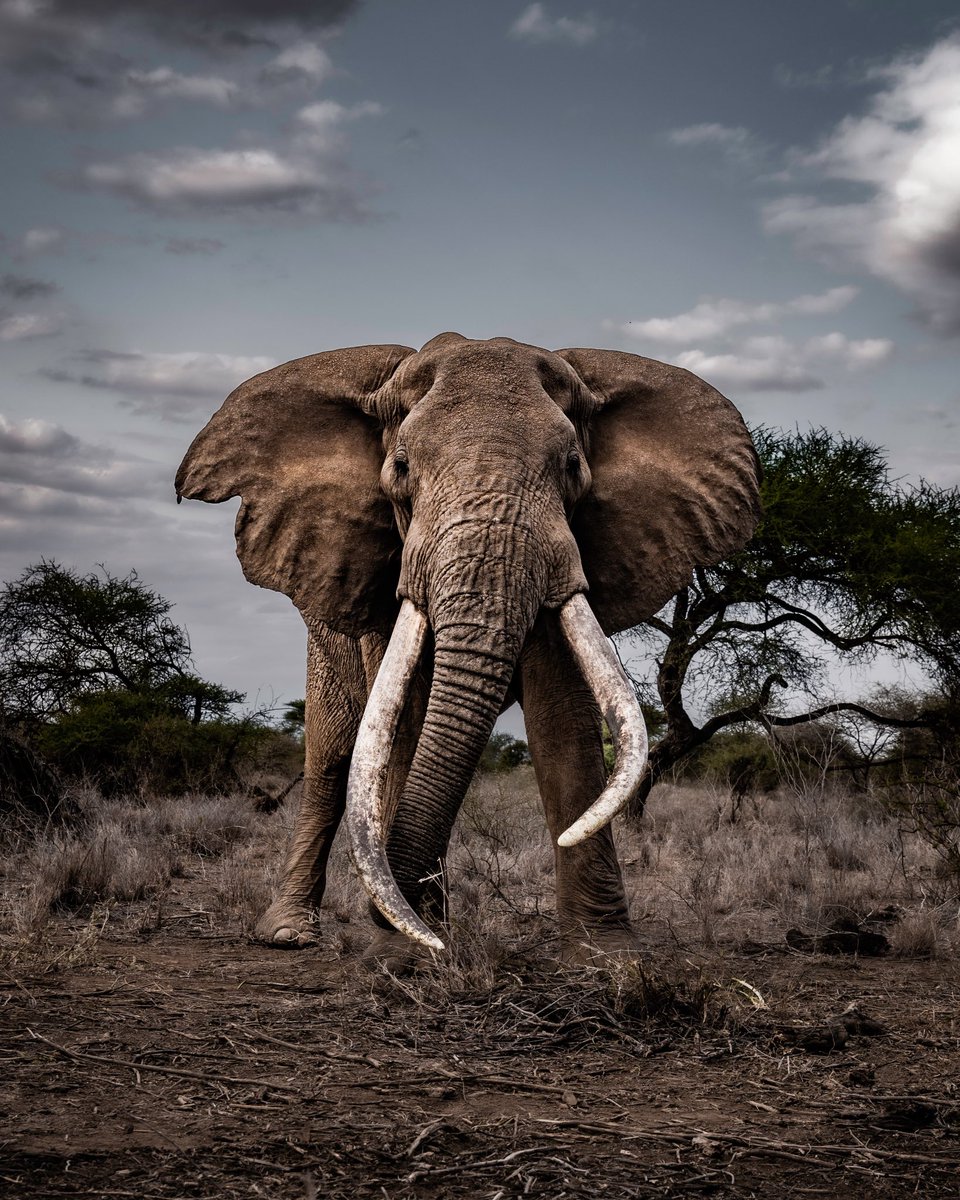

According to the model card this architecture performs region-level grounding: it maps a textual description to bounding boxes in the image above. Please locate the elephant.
[176,333,760,964]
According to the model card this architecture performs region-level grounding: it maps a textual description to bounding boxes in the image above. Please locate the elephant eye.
[566,450,582,474]
[394,450,409,477]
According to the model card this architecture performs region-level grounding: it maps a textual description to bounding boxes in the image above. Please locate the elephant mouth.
[345,594,649,951]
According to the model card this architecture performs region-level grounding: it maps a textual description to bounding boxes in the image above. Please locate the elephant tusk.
[555,593,648,848]
[346,599,445,952]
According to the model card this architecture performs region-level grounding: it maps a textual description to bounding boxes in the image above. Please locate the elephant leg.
[519,610,637,963]
[255,626,366,948]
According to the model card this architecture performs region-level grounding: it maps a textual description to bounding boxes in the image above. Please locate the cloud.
[509,4,598,46]
[8,43,342,124]
[0,0,358,53]
[0,2,358,122]
[42,349,276,418]
[0,413,159,499]
[674,346,823,393]
[0,273,59,301]
[80,149,316,210]
[0,268,64,340]
[71,100,384,220]
[18,227,66,256]
[762,34,960,333]
[110,66,240,118]
[10,225,153,260]
[77,147,354,218]
[773,62,837,90]
[261,41,333,84]
[803,331,893,366]
[667,122,763,165]
[617,285,858,343]
[163,237,226,256]
[0,312,62,341]
[674,332,892,394]
[0,413,79,458]
[615,282,890,395]
[104,48,337,120]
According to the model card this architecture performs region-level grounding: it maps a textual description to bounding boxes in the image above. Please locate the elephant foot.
[254,899,322,948]
[559,923,641,967]
[361,928,441,975]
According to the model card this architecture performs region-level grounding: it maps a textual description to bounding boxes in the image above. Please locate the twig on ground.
[25,1027,301,1094]
[237,1024,382,1067]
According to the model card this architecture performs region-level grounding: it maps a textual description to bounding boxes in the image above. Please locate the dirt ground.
[3,852,959,1200]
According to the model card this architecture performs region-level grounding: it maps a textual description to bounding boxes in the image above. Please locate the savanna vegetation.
[0,562,302,804]
[2,427,959,1197]
[623,428,960,813]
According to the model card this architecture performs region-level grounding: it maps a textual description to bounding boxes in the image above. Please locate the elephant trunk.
[347,605,522,949]
[347,590,649,951]
[382,633,518,906]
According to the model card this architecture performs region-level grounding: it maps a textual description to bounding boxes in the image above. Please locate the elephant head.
[176,334,760,949]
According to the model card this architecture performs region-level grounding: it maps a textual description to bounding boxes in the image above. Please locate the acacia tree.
[0,561,241,726]
[624,428,960,813]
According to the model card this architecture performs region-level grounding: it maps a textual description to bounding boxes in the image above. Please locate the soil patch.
[3,907,959,1198]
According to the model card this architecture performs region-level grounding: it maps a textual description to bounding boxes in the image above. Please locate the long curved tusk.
[346,599,444,951]
[556,593,649,848]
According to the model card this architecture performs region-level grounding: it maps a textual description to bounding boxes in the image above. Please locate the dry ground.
[1,770,959,1198]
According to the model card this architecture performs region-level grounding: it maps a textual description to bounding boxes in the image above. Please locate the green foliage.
[628,427,960,814]
[0,561,242,725]
[0,561,285,795]
[0,723,71,831]
[741,428,960,684]
[863,688,960,888]
[36,689,293,797]
[478,732,531,773]
[280,698,306,737]
[683,730,779,796]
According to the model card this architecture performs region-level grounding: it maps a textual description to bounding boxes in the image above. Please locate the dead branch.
[26,1027,301,1094]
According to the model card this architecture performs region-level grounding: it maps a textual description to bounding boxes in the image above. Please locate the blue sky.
[1,0,958,718]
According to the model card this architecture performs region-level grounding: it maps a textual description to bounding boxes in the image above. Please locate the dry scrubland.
[1,770,959,1197]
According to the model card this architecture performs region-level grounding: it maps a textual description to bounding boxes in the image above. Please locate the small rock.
[786,926,890,957]
[874,1101,940,1131]
[782,1022,848,1054]
[837,1003,888,1037]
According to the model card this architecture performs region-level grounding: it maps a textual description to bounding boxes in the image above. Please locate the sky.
[1,0,959,726]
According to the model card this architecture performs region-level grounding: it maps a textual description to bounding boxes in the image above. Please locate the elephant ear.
[557,348,761,635]
[176,345,415,635]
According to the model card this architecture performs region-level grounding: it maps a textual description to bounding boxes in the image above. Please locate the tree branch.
[715,609,898,653]
[765,702,932,730]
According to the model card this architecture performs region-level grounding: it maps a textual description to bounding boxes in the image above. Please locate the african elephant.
[176,334,760,963]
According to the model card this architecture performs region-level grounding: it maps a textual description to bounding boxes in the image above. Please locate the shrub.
[680,730,779,821]
[0,724,73,833]
[478,732,530,773]
[37,689,299,796]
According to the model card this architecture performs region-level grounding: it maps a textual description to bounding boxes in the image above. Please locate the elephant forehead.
[440,337,565,380]
[403,337,573,396]
[405,380,573,444]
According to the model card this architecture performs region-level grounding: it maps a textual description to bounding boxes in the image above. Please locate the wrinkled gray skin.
[176,334,760,964]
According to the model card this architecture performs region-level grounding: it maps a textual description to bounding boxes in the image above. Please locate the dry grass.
[1,765,957,968]
[0,790,262,950]
[625,779,956,954]
[4,769,960,1200]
